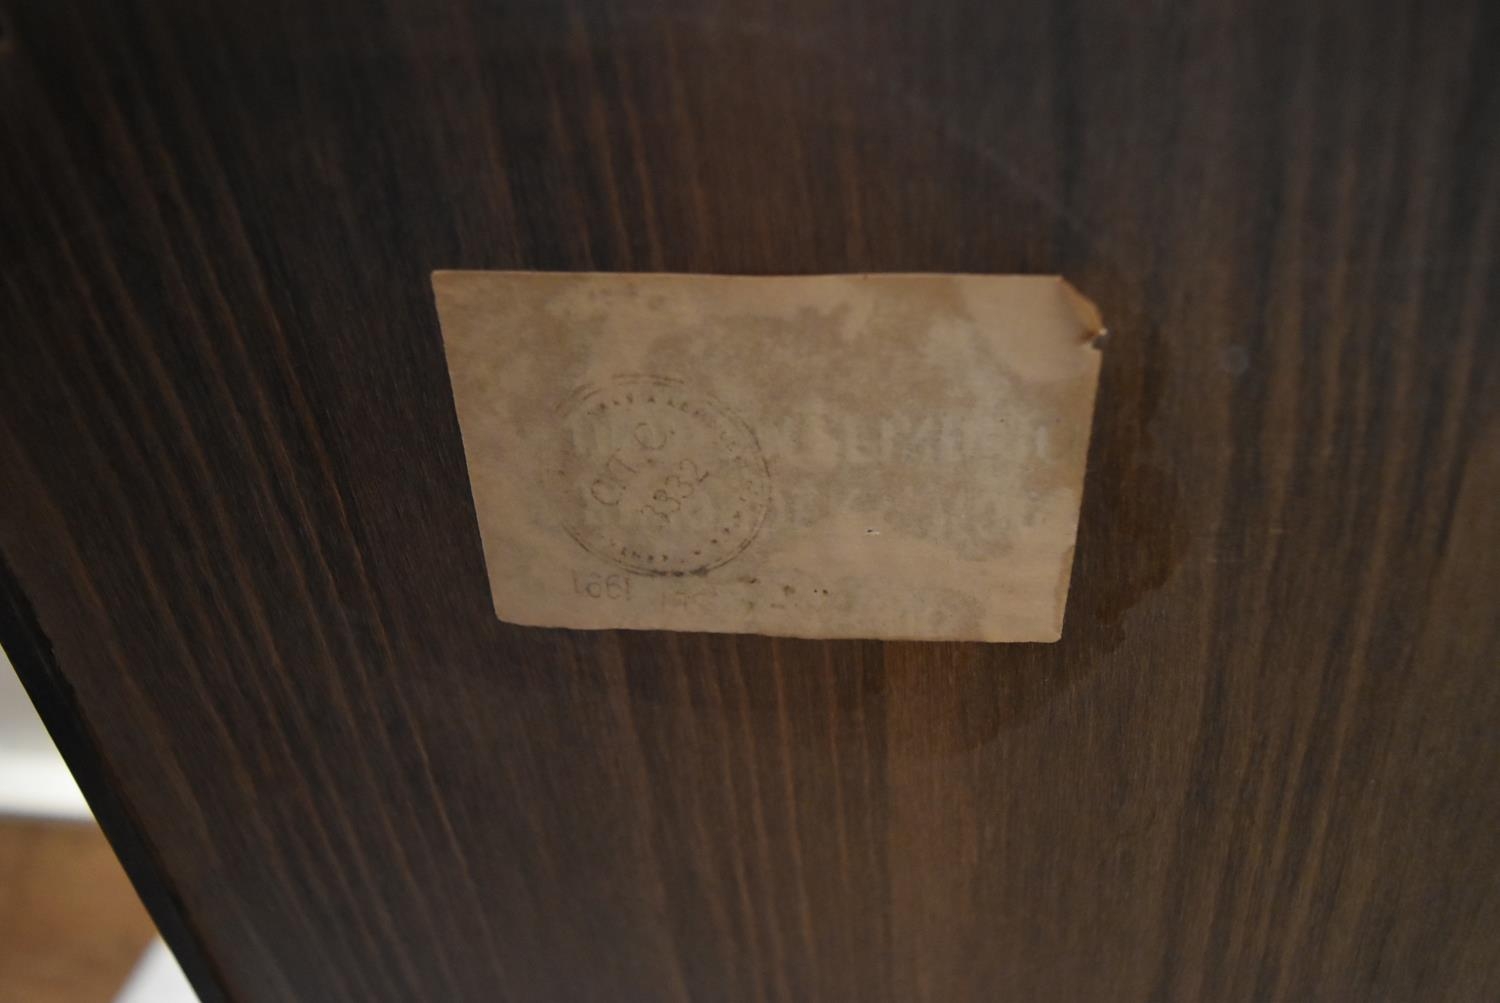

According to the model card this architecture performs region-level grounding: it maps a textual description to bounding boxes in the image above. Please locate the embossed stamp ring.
[551,376,772,576]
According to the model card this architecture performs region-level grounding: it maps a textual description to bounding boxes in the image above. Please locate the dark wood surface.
[3,0,1499,1000]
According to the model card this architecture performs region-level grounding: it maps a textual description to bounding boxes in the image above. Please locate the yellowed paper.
[434,272,1104,642]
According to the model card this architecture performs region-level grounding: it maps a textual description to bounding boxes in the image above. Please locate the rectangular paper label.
[434,272,1103,641]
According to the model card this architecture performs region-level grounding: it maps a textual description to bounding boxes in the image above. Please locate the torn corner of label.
[434,271,1105,643]
[1056,277,1109,348]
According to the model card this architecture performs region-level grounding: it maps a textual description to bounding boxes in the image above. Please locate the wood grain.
[1,0,1498,1000]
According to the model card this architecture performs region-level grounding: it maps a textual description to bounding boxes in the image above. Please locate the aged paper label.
[434,272,1104,641]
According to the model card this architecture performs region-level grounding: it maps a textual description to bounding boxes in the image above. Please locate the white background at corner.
[1,647,198,1003]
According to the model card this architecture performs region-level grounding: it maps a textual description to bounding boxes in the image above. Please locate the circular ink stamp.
[551,375,772,576]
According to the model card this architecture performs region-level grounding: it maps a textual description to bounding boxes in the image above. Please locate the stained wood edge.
[0,550,232,1003]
